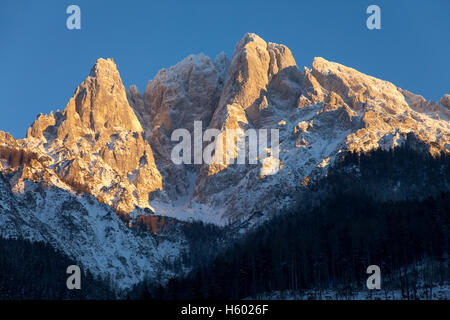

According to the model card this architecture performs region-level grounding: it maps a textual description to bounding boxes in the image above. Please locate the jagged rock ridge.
[136,33,450,223]
[13,59,163,214]
[1,33,449,225]
[1,33,449,289]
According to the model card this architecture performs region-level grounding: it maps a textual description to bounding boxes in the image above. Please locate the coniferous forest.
[1,145,449,300]
[140,192,449,300]
[131,146,450,300]
[0,238,114,299]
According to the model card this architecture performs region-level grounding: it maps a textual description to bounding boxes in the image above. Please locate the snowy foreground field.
[247,284,450,300]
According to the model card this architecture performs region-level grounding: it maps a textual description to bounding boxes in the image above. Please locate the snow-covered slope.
[0,171,184,290]
[2,34,450,225]
[139,33,450,223]
[0,33,449,289]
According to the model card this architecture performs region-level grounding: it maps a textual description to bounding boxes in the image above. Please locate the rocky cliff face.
[1,33,449,289]
[137,53,227,203]
[193,34,302,209]
[1,33,449,225]
[191,34,449,223]
[16,59,164,214]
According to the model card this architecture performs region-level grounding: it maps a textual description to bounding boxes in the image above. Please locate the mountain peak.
[237,33,266,46]
[25,57,144,145]
[5,34,450,226]
[312,56,351,73]
[233,33,268,58]
[65,58,143,133]
[22,57,163,214]
[89,58,119,77]
[311,56,328,67]
[441,94,450,108]
[214,51,228,61]
[215,33,297,119]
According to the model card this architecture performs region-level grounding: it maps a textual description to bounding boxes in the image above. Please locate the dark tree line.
[178,221,228,269]
[131,146,450,300]
[137,192,449,300]
[127,220,229,299]
[0,237,115,300]
[315,143,450,203]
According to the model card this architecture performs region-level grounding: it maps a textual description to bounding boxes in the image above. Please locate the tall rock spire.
[194,33,302,203]
[2,33,449,224]
[24,58,163,214]
[216,33,299,125]
[66,58,143,135]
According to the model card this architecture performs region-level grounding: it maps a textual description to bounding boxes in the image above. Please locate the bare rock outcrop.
[138,53,228,202]
[193,33,302,208]
[21,59,163,213]
[190,36,450,223]
[441,94,450,108]
[1,34,449,225]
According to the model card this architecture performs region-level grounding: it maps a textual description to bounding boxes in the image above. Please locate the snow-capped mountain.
[23,58,163,214]
[137,33,450,223]
[1,33,449,289]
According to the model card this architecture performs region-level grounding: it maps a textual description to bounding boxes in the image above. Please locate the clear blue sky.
[1,0,449,138]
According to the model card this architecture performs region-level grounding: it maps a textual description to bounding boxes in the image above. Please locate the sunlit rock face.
[0,34,449,225]
[192,33,302,213]
[17,58,163,213]
[130,53,229,203]
[189,34,450,223]
[1,33,449,292]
